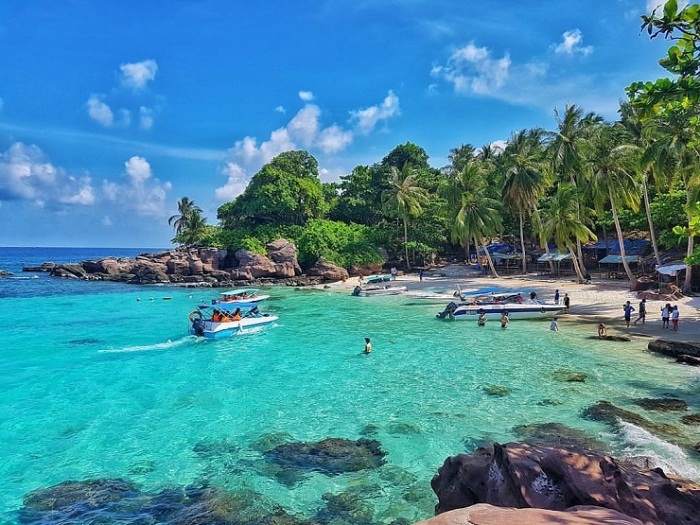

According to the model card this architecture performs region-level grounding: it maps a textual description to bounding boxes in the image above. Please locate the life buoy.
[189,310,203,323]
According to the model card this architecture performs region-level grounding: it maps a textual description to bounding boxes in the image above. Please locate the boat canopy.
[220,288,258,296]
[199,301,260,311]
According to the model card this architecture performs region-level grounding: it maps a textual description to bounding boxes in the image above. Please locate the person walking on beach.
[419,269,424,281]
[554,289,560,305]
[633,298,646,325]
[390,267,397,280]
[363,337,372,354]
[623,301,635,328]
[671,305,679,331]
[661,303,670,329]
[563,294,570,313]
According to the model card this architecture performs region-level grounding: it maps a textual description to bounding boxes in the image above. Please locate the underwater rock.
[582,401,683,440]
[634,397,688,412]
[552,369,587,383]
[359,424,380,437]
[264,437,386,475]
[648,339,700,360]
[536,398,564,406]
[430,442,700,525]
[483,385,510,397]
[512,422,608,452]
[681,413,700,425]
[250,432,294,453]
[193,437,241,458]
[385,422,421,435]
[315,491,374,525]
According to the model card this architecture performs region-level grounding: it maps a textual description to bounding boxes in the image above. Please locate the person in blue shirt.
[623,301,635,327]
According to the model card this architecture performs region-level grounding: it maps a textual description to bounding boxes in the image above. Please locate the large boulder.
[307,258,349,281]
[431,442,700,525]
[234,249,278,278]
[416,504,644,525]
[266,239,302,276]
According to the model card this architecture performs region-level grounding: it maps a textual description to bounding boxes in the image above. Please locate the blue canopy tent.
[598,254,643,278]
[536,251,572,276]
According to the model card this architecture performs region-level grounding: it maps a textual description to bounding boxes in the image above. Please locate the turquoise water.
[1,249,700,524]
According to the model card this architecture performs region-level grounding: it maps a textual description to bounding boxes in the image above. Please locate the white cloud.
[102,215,113,226]
[275,105,286,114]
[214,92,400,202]
[0,142,96,207]
[431,43,511,95]
[299,90,314,101]
[215,162,249,201]
[120,59,158,90]
[102,156,171,217]
[139,106,154,130]
[351,91,401,135]
[554,29,593,57]
[87,95,114,127]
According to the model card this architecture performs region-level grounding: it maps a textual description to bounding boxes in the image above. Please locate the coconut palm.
[382,165,428,270]
[168,197,202,236]
[502,129,549,273]
[539,184,597,282]
[440,161,502,277]
[586,123,641,286]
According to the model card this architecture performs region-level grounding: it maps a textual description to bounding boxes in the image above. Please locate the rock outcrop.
[648,339,700,366]
[430,442,700,525]
[307,258,349,281]
[22,240,336,286]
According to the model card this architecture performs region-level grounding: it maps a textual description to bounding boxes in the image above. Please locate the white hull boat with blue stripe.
[437,301,563,320]
[189,301,278,339]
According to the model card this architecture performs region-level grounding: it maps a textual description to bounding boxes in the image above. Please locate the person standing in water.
[364,337,372,354]
[549,317,559,332]
[563,294,570,313]
[500,311,509,329]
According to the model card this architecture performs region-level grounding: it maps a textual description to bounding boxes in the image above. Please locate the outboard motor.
[192,317,205,336]
[436,302,459,319]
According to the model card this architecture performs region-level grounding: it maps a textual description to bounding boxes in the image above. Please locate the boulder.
[234,249,278,278]
[266,239,301,276]
[167,258,191,276]
[416,504,644,525]
[350,263,383,276]
[187,257,204,275]
[51,264,88,279]
[431,442,700,525]
[648,339,700,360]
[307,259,349,281]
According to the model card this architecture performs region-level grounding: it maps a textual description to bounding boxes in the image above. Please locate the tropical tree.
[178,208,208,245]
[502,129,549,273]
[586,123,641,286]
[539,184,597,282]
[381,165,428,270]
[168,197,202,236]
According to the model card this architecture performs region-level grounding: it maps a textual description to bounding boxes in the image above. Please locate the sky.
[0,0,683,248]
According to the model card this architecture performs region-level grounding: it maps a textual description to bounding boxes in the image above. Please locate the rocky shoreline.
[21,239,351,287]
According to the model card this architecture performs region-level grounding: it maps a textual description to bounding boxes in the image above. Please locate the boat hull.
[191,315,279,339]
[444,304,563,320]
[352,285,407,297]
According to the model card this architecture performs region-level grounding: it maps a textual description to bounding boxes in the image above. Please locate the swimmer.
[364,337,372,354]
[598,323,607,338]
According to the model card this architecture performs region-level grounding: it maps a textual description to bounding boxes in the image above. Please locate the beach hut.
[598,254,643,279]
[536,252,572,276]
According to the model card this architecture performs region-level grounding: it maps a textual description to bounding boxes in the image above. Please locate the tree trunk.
[534,206,556,273]
[403,217,411,271]
[570,173,586,280]
[684,188,695,293]
[642,176,662,267]
[478,237,501,278]
[568,246,586,282]
[609,189,637,287]
[519,210,527,274]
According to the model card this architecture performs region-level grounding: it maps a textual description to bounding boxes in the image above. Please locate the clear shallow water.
[1,248,700,524]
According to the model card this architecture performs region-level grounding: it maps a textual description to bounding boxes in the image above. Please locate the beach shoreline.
[321,265,700,345]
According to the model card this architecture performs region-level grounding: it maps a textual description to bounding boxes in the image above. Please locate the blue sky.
[0,1,680,248]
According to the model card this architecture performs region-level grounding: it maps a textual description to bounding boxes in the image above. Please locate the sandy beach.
[324,265,700,344]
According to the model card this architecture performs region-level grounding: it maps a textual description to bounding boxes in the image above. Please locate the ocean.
[1,247,699,524]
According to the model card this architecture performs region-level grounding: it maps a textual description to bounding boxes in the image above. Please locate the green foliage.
[295,219,383,268]
[169,197,208,245]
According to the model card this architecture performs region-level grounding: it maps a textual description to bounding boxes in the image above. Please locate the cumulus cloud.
[299,90,314,101]
[431,43,511,95]
[87,95,114,127]
[139,106,154,130]
[214,92,400,202]
[275,105,286,114]
[350,91,401,135]
[0,142,95,207]
[554,29,593,57]
[120,59,158,90]
[102,156,171,217]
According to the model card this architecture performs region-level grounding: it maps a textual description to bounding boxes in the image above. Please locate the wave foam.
[100,336,196,353]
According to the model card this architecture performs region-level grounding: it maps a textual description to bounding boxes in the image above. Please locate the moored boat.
[352,284,408,297]
[215,288,270,304]
[189,301,278,339]
[364,274,392,284]
[436,301,563,320]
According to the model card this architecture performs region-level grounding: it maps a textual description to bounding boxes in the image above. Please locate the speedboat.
[189,301,278,339]
[215,288,270,304]
[364,274,392,284]
[436,301,563,320]
[352,284,408,297]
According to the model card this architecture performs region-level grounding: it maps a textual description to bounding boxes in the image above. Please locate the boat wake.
[99,336,198,354]
[617,421,700,481]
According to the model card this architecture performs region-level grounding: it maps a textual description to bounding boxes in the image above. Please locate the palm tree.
[502,129,549,273]
[539,184,597,282]
[586,123,641,286]
[547,105,602,272]
[382,165,428,270]
[168,197,202,236]
[440,161,502,277]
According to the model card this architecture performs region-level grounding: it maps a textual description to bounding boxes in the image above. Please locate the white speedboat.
[364,274,392,284]
[352,284,408,297]
[436,301,563,320]
[215,288,270,304]
[189,301,278,339]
